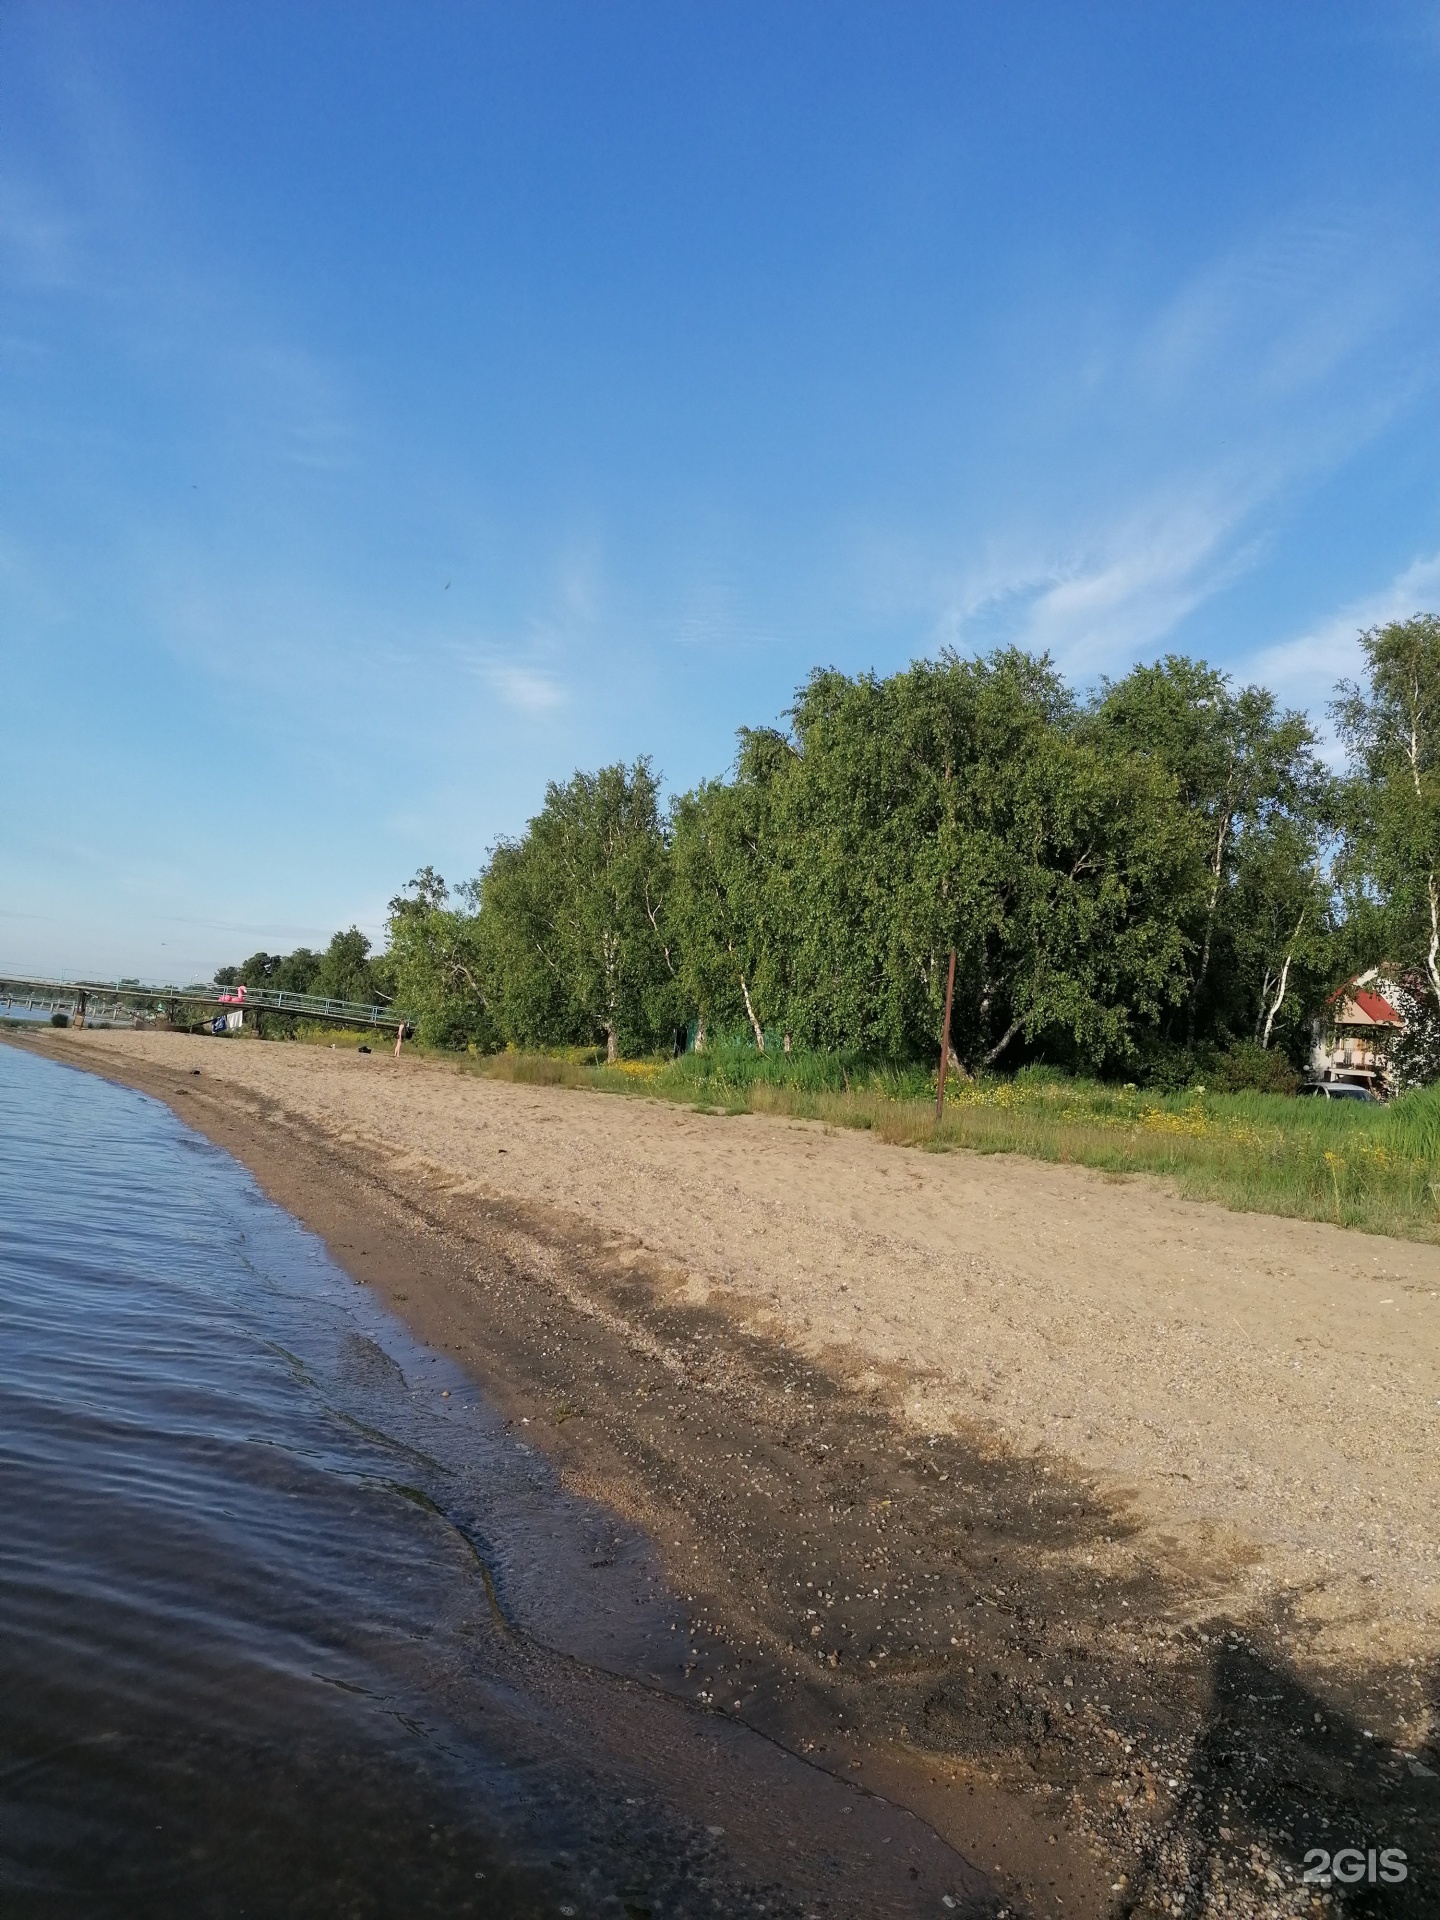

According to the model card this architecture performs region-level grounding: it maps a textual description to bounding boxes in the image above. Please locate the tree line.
[221,615,1440,1089]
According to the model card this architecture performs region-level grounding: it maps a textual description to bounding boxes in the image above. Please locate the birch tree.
[1333,614,1440,1013]
[1088,656,1321,1042]
[1229,820,1330,1050]
[386,869,495,1049]
[669,733,792,1051]
[478,760,679,1059]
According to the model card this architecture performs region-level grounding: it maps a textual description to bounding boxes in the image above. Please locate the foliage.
[668,736,790,1051]
[1228,816,1332,1052]
[1333,614,1440,1019]
[478,760,682,1061]
[1129,1035,1204,1092]
[313,927,381,1005]
[216,946,325,995]
[1085,655,1329,1049]
[1203,1039,1301,1096]
[212,929,385,1038]
[385,868,495,1050]
[1383,968,1440,1094]
[668,651,1198,1071]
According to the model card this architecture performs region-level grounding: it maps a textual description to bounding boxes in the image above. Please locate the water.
[0,1048,708,1915]
[0,1043,646,1915]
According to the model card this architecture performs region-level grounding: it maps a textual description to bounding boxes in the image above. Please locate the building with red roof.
[1309,968,1404,1092]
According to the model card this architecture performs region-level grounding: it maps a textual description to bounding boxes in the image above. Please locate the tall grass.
[460,1041,1440,1244]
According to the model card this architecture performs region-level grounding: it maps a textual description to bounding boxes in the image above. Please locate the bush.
[1207,1040,1300,1096]
[1132,1037,1202,1093]
[50,1012,69,1028]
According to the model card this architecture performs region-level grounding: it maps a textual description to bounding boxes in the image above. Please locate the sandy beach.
[18,1025,1440,1917]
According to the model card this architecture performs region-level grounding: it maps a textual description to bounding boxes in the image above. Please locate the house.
[1309,967,1404,1093]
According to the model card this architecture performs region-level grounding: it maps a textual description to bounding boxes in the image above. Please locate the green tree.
[958,728,1197,1068]
[1333,613,1440,1013]
[385,869,494,1049]
[762,650,1072,1059]
[670,650,1197,1071]
[669,732,793,1050]
[1087,656,1323,1042]
[313,927,379,1005]
[274,948,323,994]
[214,947,323,993]
[1228,816,1332,1051]
[478,759,680,1060]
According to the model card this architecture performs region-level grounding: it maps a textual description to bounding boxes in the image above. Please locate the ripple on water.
[0,1048,696,1917]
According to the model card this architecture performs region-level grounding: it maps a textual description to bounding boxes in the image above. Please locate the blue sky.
[3,3,1438,981]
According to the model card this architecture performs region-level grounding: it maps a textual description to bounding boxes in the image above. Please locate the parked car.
[1298,1081,1379,1102]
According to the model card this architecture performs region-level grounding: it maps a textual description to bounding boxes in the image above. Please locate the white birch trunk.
[1260,952,1293,1049]
[739,975,765,1053]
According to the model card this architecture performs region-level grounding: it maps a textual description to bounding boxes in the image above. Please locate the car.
[1298,1081,1379,1102]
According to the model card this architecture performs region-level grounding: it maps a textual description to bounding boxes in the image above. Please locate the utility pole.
[935,948,957,1121]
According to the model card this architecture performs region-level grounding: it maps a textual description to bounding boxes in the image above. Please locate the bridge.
[0,973,412,1036]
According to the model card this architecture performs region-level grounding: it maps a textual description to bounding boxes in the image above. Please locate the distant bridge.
[0,973,411,1035]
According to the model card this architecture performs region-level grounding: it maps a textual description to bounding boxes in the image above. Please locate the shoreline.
[13,1027,1440,1917]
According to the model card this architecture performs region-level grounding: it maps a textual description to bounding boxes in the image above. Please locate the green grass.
[454,1040,1440,1244]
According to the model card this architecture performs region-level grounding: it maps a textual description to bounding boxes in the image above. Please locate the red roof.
[1349,988,1400,1025]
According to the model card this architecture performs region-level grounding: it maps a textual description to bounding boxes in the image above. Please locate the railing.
[214,984,404,1028]
[0,973,410,1032]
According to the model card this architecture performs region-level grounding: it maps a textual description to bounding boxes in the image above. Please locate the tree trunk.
[1254,971,1274,1044]
[739,975,765,1053]
[1187,815,1230,1044]
[983,1018,1023,1067]
[935,947,958,1121]
[694,1010,707,1054]
[601,926,622,1065]
[1260,953,1292,1049]
[1260,905,1305,1048]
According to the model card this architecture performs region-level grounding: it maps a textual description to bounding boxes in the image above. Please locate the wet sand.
[19,1027,1440,1918]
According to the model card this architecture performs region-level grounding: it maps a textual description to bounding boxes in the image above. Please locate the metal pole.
[935,948,957,1122]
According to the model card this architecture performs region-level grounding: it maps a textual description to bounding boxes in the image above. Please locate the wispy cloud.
[479,662,568,712]
[438,540,608,715]
[1135,212,1415,412]
[921,483,1262,678]
[1020,496,1256,674]
[1250,551,1440,748]
[910,202,1437,682]
[237,342,358,473]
